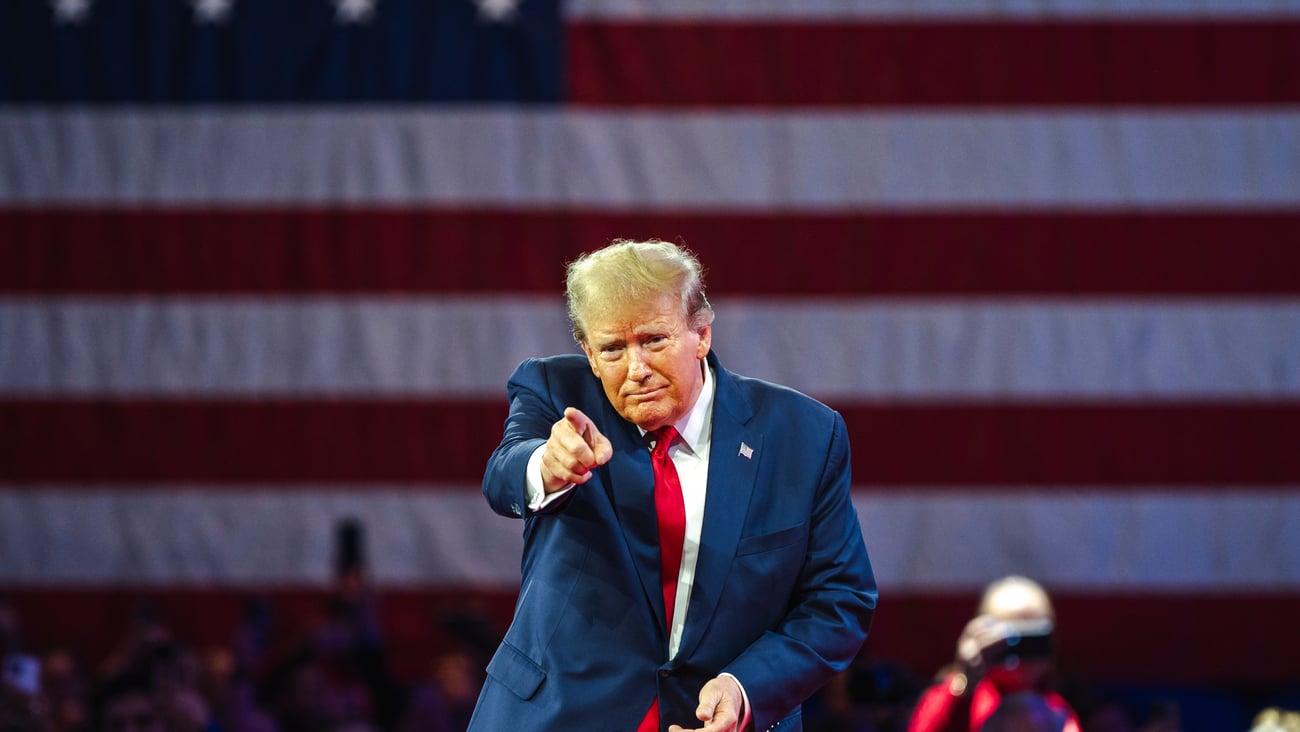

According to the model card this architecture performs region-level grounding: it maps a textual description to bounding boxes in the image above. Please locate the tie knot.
[648,426,679,455]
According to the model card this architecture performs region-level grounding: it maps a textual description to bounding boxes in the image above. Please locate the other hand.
[539,407,613,492]
[669,675,746,732]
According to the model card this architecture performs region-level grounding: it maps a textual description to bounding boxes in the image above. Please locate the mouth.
[626,386,665,401]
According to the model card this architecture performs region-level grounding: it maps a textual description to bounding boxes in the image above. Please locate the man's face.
[580,294,711,432]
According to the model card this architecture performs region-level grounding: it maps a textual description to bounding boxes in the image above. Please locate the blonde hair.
[565,239,713,343]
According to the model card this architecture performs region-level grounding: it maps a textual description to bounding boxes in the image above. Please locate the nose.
[626,346,651,381]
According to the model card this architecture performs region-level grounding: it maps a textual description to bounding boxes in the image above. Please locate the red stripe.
[569,21,1300,107]
[871,591,1300,686]
[4,400,1297,485]
[0,399,505,485]
[3,209,1299,295]
[845,403,1300,486]
[4,587,1298,686]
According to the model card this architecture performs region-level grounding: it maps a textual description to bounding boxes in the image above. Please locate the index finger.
[565,407,613,465]
[564,406,591,431]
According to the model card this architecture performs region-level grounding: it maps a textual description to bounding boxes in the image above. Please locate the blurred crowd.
[0,571,484,732]
[1,572,1295,732]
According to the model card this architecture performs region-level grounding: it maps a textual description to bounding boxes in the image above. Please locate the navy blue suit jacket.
[469,351,876,732]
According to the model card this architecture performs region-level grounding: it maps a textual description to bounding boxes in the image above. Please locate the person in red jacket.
[907,576,1080,732]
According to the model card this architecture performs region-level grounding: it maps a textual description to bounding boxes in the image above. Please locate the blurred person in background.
[398,650,480,732]
[96,607,209,732]
[196,646,275,732]
[40,649,90,732]
[92,671,165,732]
[1250,707,1300,732]
[907,576,1079,732]
[261,519,398,732]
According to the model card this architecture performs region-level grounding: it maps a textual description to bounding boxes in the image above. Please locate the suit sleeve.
[482,358,563,519]
[723,412,878,729]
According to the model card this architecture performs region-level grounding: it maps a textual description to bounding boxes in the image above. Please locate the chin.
[626,409,668,431]
[631,415,664,430]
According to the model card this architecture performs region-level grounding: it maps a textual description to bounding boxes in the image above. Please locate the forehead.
[583,295,685,340]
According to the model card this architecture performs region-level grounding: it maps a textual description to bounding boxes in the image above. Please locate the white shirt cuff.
[526,444,574,512]
[718,673,752,731]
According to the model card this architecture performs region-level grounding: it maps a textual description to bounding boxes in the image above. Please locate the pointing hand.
[539,407,614,492]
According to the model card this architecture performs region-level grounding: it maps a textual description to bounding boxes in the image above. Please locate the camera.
[975,618,1054,671]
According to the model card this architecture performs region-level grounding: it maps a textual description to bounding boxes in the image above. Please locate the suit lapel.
[599,405,669,639]
[676,357,759,661]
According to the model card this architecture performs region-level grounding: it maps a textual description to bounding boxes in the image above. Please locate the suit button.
[658,669,670,678]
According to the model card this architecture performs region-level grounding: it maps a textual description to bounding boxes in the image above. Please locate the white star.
[192,0,234,23]
[335,0,376,24]
[474,0,520,22]
[50,0,91,24]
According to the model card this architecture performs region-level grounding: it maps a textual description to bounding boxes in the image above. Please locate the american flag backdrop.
[2,0,1299,690]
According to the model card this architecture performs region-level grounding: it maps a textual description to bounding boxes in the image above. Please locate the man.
[907,576,1079,732]
[469,241,876,731]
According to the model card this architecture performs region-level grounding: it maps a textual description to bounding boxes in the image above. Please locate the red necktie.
[637,425,686,732]
[649,425,686,631]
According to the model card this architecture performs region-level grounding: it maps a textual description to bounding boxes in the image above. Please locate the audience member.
[197,646,276,732]
[907,576,1080,732]
[93,671,165,732]
[398,651,479,732]
[40,649,90,732]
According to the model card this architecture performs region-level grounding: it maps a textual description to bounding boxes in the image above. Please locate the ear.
[580,341,599,376]
[696,324,712,360]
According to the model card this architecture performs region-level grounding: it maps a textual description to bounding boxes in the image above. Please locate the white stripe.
[0,487,522,587]
[3,109,1299,209]
[569,0,1300,20]
[3,297,1299,399]
[2,486,1296,590]
[858,488,1300,591]
[0,296,572,398]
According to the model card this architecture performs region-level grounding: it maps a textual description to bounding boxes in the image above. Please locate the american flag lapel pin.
[738,442,754,459]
